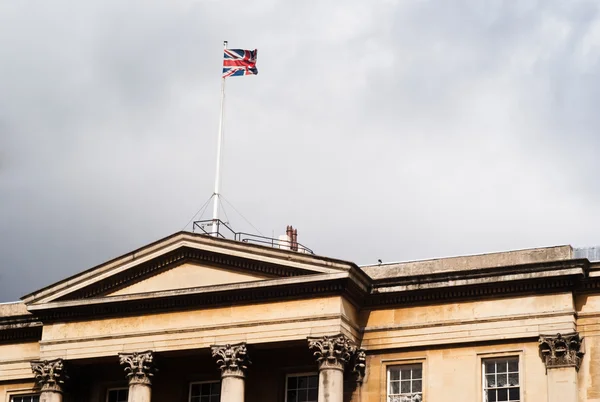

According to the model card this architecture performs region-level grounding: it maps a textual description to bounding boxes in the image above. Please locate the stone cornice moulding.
[119,350,156,385]
[22,232,358,305]
[368,276,584,307]
[372,260,587,293]
[27,272,350,312]
[30,358,67,393]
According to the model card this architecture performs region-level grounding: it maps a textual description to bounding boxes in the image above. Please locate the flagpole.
[211,40,227,237]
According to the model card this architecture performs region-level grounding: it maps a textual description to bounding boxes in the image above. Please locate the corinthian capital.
[307,334,357,371]
[31,359,66,393]
[119,350,156,385]
[211,342,251,378]
[539,333,585,371]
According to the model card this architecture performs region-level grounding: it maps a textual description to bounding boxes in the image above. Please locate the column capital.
[30,359,67,393]
[211,342,251,378]
[119,350,156,385]
[539,332,585,371]
[307,334,357,371]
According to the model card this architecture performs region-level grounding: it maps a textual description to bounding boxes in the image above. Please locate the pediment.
[106,262,270,296]
[23,231,359,306]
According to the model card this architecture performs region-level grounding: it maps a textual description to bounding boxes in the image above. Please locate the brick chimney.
[285,225,298,251]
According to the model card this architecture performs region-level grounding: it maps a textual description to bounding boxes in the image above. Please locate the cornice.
[371,259,587,289]
[367,276,579,307]
[28,274,351,322]
[0,324,42,344]
[0,312,43,344]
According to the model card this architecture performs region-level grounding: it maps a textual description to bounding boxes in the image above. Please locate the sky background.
[1,0,600,301]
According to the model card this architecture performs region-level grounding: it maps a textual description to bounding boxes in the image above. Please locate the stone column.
[308,334,357,402]
[31,359,67,402]
[119,351,156,402]
[539,333,585,402]
[211,343,251,402]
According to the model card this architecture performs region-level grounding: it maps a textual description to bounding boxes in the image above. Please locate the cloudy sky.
[1,0,600,301]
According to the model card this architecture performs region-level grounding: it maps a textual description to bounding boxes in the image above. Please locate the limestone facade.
[0,232,599,402]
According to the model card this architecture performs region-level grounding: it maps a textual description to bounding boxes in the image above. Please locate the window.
[106,388,128,402]
[387,364,422,402]
[11,396,39,402]
[483,357,520,402]
[189,381,220,402]
[285,373,318,402]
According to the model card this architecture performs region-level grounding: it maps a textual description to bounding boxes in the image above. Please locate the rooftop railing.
[192,219,314,255]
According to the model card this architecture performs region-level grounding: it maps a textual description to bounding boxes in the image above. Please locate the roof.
[0,301,30,317]
[360,245,574,280]
[21,230,364,304]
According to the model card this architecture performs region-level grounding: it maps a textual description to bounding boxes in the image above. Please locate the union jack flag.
[222,49,258,78]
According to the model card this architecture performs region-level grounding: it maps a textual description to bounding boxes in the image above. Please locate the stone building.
[0,231,599,402]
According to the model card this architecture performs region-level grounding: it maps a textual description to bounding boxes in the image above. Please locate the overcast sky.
[1,0,600,302]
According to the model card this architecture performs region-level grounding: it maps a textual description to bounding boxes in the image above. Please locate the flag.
[222,49,258,78]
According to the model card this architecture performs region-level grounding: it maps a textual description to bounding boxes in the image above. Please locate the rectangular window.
[189,381,220,402]
[387,364,423,402]
[483,357,520,402]
[106,388,129,402]
[285,373,318,402]
[11,396,40,402]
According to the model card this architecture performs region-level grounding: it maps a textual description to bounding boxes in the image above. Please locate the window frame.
[188,380,221,402]
[284,372,319,402]
[105,387,129,402]
[9,395,40,402]
[5,387,40,402]
[379,357,426,402]
[481,356,521,402]
[386,363,423,402]
[477,350,524,402]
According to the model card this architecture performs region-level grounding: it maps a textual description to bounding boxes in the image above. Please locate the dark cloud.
[2,0,600,301]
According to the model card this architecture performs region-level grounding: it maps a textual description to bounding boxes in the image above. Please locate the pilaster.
[539,333,584,402]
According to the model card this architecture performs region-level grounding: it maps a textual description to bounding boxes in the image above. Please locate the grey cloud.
[1,0,600,301]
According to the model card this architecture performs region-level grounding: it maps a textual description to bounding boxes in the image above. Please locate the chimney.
[291,227,298,252]
[279,225,299,252]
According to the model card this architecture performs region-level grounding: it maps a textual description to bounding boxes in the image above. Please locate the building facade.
[1,232,599,402]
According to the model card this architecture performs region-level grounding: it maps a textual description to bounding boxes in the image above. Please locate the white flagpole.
[211,41,227,237]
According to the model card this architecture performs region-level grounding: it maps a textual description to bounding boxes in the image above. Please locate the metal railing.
[192,219,314,255]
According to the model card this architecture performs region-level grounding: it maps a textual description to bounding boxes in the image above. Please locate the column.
[308,334,358,402]
[119,351,156,402]
[30,359,67,402]
[539,333,585,402]
[211,342,251,402]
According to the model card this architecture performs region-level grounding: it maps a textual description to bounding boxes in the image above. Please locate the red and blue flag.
[222,49,258,78]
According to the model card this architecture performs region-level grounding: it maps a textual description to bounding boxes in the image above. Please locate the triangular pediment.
[106,262,270,296]
[23,231,360,306]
